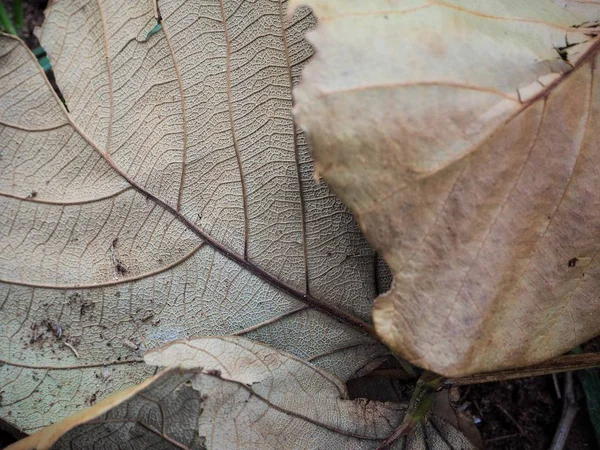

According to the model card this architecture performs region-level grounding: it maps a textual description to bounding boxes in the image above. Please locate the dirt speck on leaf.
[28,319,63,345]
[206,369,222,378]
[568,257,579,268]
[110,238,129,275]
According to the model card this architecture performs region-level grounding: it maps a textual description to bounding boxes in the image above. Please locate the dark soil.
[1,1,599,449]
[459,373,598,449]
[2,0,46,48]
[346,358,600,450]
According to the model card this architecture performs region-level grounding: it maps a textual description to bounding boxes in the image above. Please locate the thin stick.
[448,353,600,386]
[64,341,80,358]
[368,353,600,385]
[553,373,562,399]
[549,372,580,450]
[495,404,525,436]
[485,433,520,444]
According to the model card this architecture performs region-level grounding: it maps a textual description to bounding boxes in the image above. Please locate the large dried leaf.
[291,0,600,376]
[9,337,477,450]
[0,0,390,432]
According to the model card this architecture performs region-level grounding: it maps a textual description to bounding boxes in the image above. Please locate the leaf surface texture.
[9,337,477,450]
[0,0,388,431]
[292,0,600,375]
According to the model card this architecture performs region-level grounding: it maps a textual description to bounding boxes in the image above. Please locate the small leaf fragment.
[143,22,162,41]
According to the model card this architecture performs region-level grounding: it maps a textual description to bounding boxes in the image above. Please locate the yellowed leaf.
[291,0,600,376]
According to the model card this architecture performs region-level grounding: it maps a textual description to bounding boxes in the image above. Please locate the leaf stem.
[368,353,600,385]
[377,371,443,450]
[448,353,600,386]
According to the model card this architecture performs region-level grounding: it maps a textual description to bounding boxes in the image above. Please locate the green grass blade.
[571,346,600,446]
[579,368,600,446]
[0,3,18,36]
[13,0,24,31]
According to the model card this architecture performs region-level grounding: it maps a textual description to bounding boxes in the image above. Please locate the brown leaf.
[291,0,600,376]
[8,337,476,450]
[0,0,390,432]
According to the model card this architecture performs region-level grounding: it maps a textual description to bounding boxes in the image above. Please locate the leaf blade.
[0,0,388,431]
[291,0,600,376]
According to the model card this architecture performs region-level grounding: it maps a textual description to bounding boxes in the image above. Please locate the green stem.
[377,371,445,450]
[13,0,23,31]
[0,3,17,36]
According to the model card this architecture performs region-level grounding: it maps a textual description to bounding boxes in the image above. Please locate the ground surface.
[461,375,597,449]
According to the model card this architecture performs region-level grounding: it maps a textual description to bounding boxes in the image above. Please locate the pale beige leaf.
[9,337,477,450]
[0,0,390,432]
[291,0,600,376]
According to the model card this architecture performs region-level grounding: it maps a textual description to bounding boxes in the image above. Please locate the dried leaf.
[291,0,600,376]
[0,0,390,432]
[9,337,477,450]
